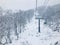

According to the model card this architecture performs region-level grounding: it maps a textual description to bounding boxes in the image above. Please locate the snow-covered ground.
[4,16,60,45]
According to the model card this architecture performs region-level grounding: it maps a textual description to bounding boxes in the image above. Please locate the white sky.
[0,0,60,11]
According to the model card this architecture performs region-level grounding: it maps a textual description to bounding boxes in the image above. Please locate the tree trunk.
[14,22,19,40]
[7,28,12,43]
[20,24,21,33]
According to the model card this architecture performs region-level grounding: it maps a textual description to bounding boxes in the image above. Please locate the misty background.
[0,0,60,10]
[0,0,60,45]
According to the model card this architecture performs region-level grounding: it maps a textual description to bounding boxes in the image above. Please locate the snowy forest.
[0,4,60,45]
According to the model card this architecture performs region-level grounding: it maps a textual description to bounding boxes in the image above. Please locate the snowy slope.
[5,16,60,45]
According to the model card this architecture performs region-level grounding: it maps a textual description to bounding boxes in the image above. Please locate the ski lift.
[35,0,49,33]
[44,19,47,24]
[44,21,47,24]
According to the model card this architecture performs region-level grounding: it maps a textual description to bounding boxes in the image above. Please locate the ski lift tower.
[35,0,49,33]
[35,0,44,33]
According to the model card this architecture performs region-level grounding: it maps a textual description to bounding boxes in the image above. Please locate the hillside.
[0,4,60,45]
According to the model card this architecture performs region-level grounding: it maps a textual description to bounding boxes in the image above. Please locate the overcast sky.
[0,0,60,11]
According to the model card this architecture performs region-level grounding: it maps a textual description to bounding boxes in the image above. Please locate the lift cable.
[35,0,50,16]
[42,0,50,16]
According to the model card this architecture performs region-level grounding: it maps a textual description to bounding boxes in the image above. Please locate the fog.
[0,0,60,10]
